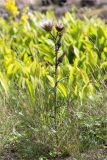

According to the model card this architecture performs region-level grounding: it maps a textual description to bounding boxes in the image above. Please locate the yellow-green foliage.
[0,7,107,159]
[0,6,107,101]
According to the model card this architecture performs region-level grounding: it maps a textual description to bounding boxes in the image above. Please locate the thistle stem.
[54,43,58,130]
[54,42,59,146]
[54,34,62,145]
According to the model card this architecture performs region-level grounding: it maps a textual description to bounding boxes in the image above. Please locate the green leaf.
[0,72,8,95]
[25,79,34,98]
[47,75,54,87]
[58,83,67,97]
[74,46,79,58]
[100,62,107,69]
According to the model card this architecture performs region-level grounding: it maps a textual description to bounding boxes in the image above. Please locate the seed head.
[40,20,54,32]
[56,23,64,32]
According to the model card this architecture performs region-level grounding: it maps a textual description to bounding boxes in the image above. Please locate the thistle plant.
[42,21,66,145]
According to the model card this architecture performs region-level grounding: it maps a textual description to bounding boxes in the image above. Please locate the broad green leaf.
[25,79,34,98]
[100,62,107,69]
[47,75,54,87]
[0,72,8,94]
[58,83,67,97]
[74,46,79,58]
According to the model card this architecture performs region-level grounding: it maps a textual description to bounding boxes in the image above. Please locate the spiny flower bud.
[56,23,64,32]
[40,20,54,33]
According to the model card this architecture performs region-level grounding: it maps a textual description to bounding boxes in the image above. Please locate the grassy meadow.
[0,0,107,159]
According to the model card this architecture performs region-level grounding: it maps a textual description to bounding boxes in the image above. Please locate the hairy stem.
[54,43,58,131]
[54,41,58,146]
[54,34,62,145]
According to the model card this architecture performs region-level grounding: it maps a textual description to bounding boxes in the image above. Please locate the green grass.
[0,86,107,159]
[0,5,107,159]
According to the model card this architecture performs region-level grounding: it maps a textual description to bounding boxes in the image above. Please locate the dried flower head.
[40,20,54,32]
[56,23,64,32]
